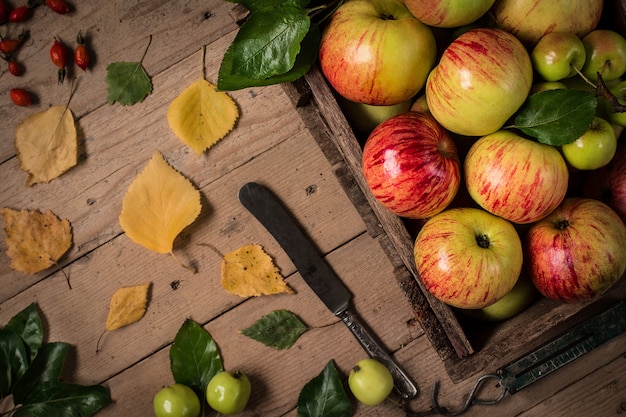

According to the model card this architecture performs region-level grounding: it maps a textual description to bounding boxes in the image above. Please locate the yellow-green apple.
[531,32,586,81]
[530,81,567,94]
[606,80,626,127]
[338,96,412,135]
[410,94,429,114]
[458,274,537,321]
[525,197,626,303]
[562,116,617,170]
[583,141,626,223]
[402,0,495,28]
[414,207,523,309]
[490,0,603,46]
[319,0,436,105]
[425,28,533,136]
[581,30,626,82]
[362,111,461,219]
[464,130,569,224]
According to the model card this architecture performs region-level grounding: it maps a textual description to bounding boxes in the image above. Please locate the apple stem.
[571,65,597,89]
[475,234,490,249]
[556,219,570,230]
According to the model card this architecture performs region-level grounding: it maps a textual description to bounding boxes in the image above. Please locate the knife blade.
[238,181,418,400]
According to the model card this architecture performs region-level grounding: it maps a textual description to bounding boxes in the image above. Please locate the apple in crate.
[581,29,626,82]
[531,31,587,82]
[425,28,533,136]
[402,0,495,28]
[583,141,626,223]
[464,130,569,224]
[525,198,626,303]
[362,112,461,219]
[490,0,603,45]
[414,207,523,309]
[319,0,436,105]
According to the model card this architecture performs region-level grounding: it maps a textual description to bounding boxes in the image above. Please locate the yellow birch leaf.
[167,78,239,155]
[221,244,294,297]
[105,282,151,330]
[15,105,78,186]
[119,151,201,254]
[1,208,72,274]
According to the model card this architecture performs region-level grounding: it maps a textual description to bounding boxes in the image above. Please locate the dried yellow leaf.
[167,78,239,155]
[119,151,201,254]
[1,208,72,274]
[221,244,294,297]
[105,282,151,331]
[15,105,78,186]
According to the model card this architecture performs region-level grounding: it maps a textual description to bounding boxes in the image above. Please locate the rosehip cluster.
[49,31,90,83]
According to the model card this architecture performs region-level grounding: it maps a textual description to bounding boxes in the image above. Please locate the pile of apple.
[318,0,626,321]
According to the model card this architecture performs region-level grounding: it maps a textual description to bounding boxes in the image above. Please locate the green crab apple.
[206,371,251,415]
[414,207,523,309]
[531,32,587,81]
[153,383,200,417]
[581,30,626,82]
[425,28,533,136]
[525,198,626,303]
[402,0,495,28]
[319,0,436,105]
[338,96,412,134]
[459,274,537,322]
[562,116,617,170]
[464,130,569,224]
[348,358,394,406]
[490,0,603,45]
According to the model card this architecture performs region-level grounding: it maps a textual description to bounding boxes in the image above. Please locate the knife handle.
[338,309,419,399]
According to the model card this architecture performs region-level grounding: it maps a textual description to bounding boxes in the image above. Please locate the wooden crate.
[280,1,626,383]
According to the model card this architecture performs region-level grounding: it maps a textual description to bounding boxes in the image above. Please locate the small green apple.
[605,80,626,128]
[531,32,586,81]
[206,370,251,415]
[530,81,567,94]
[153,383,200,417]
[338,96,412,134]
[562,116,617,170]
[348,358,394,406]
[458,274,537,322]
[581,30,626,82]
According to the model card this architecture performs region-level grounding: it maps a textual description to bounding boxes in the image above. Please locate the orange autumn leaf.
[119,151,201,255]
[221,244,294,297]
[1,207,72,274]
[105,282,152,331]
[15,105,78,186]
[167,78,239,155]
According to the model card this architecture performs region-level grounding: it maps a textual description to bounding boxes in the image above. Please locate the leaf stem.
[139,34,153,65]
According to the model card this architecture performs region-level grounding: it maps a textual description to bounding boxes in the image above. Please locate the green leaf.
[228,0,312,12]
[218,24,320,91]
[241,309,308,350]
[0,328,29,400]
[228,5,310,79]
[512,89,597,146]
[106,61,153,106]
[170,319,223,401]
[12,342,70,404]
[13,381,111,417]
[297,360,351,417]
[5,302,43,362]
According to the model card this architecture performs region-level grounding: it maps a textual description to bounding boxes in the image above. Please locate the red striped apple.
[362,111,460,219]
[403,0,495,28]
[490,0,603,46]
[425,28,533,136]
[464,130,569,224]
[414,207,523,309]
[525,198,626,303]
[318,0,436,106]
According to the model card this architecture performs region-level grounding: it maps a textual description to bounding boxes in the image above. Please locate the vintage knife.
[238,181,418,400]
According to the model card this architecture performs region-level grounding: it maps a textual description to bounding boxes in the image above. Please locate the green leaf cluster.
[297,360,351,417]
[241,309,308,349]
[217,0,322,90]
[169,319,223,406]
[0,303,111,417]
[512,89,598,146]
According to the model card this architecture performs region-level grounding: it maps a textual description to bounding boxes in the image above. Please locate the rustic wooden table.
[0,1,624,416]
